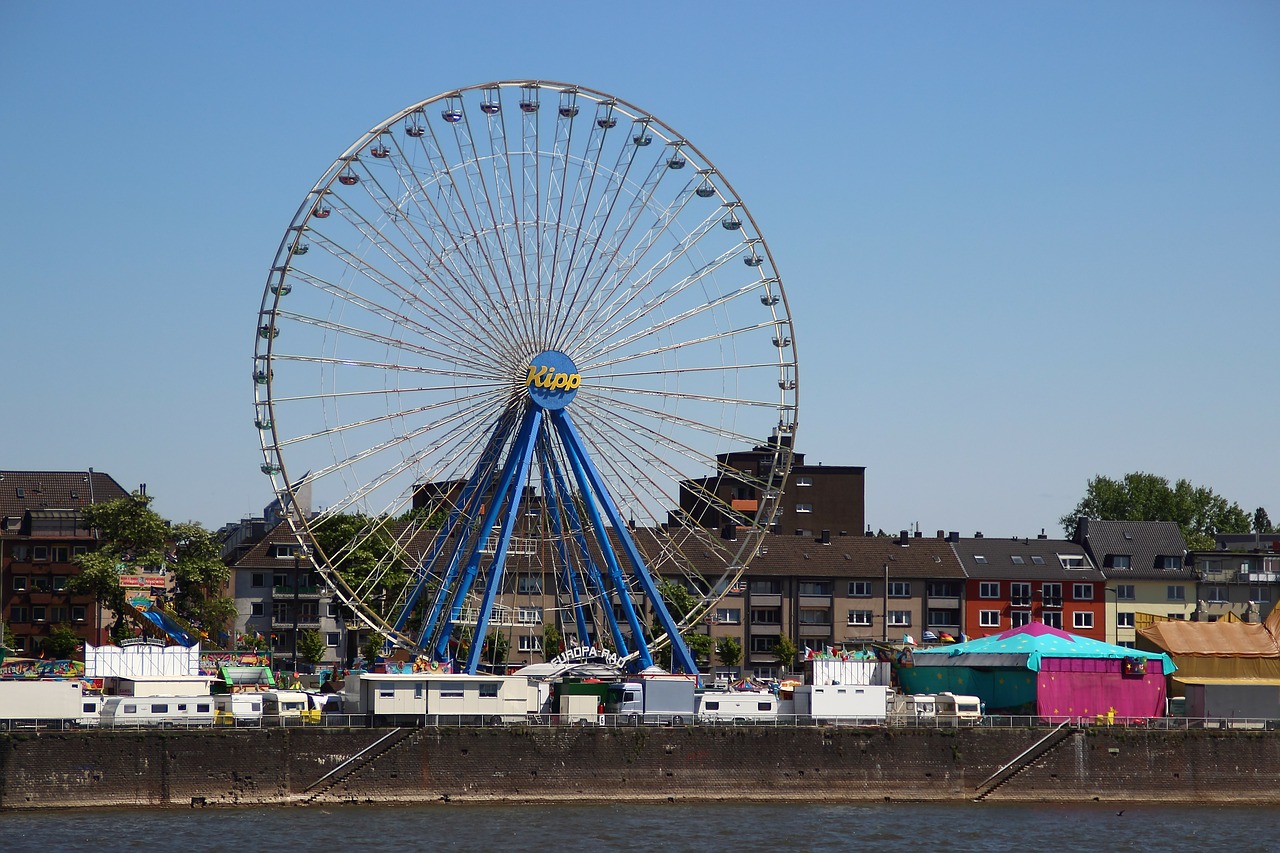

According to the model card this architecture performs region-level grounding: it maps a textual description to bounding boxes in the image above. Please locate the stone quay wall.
[3,726,1279,810]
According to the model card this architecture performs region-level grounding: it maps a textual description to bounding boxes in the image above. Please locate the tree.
[359,631,385,667]
[42,624,81,660]
[652,580,710,671]
[1059,472,1251,550]
[773,636,798,673]
[1254,508,1274,535]
[68,492,167,636]
[714,636,742,671]
[296,628,327,666]
[169,522,236,641]
[541,622,563,658]
[309,514,409,612]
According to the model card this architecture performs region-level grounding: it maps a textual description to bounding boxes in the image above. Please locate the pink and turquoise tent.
[897,623,1176,720]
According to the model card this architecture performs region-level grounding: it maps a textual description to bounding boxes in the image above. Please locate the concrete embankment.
[2,726,1278,810]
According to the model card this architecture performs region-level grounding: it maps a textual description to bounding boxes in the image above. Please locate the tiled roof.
[950,536,1104,581]
[1075,518,1190,579]
[0,469,130,520]
[679,532,967,579]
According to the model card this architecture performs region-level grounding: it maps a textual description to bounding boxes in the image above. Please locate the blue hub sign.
[525,350,580,410]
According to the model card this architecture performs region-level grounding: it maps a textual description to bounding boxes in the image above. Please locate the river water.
[3,802,1279,852]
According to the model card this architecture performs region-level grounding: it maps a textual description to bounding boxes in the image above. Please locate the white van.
[100,695,215,727]
[213,693,264,725]
[261,690,312,723]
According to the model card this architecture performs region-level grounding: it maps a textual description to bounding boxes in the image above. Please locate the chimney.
[1037,528,1048,540]
[947,531,959,543]
[936,530,945,539]
[721,523,737,541]
[974,531,984,539]
[914,531,922,538]
[898,530,909,546]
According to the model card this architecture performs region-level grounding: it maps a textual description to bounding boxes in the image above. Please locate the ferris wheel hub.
[525,350,581,411]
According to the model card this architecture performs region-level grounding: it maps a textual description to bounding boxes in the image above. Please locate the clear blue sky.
[3,1,1277,538]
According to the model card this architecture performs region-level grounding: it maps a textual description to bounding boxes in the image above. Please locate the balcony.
[798,624,831,638]
[927,596,960,609]
[798,595,832,608]
[270,616,321,630]
[749,593,782,607]
[272,584,326,598]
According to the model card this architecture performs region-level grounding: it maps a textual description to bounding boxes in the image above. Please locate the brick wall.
[5,727,1280,810]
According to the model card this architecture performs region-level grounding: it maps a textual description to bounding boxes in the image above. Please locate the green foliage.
[715,636,742,669]
[310,514,408,609]
[169,522,235,639]
[42,624,81,659]
[458,628,509,667]
[359,631,385,666]
[541,622,563,658]
[1254,508,1274,535]
[773,635,798,671]
[652,580,708,671]
[1060,472,1252,550]
[296,628,327,666]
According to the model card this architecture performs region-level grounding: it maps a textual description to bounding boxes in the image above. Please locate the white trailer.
[343,673,537,724]
[213,693,264,725]
[100,695,216,727]
[0,680,86,725]
[795,684,891,724]
[696,689,779,723]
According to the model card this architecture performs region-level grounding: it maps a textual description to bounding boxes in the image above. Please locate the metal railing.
[9,712,1278,733]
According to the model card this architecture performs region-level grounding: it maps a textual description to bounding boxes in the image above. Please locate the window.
[1030,555,1045,566]
[795,503,813,514]
[12,576,27,591]
[749,579,781,595]
[1118,612,1135,628]
[1168,585,1186,602]
[52,606,69,622]
[974,555,988,564]
[440,684,465,698]
[848,581,872,597]
[123,704,137,714]
[33,546,49,561]
[714,607,741,624]
[52,546,70,563]
[1073,611,1094,630]
[327,603,340,617]
[1010,611,1031,628]
[751,608,781,625]
[1160,556,1182,570]
[1110,555,1131,569]
[1041,612,1062,629]
[11,637,25,653]
[1072,584,1094,601]
[1010,555,1025,565]
[32,606,46,622]
[1251,587,1271,603]
[518,635,543,652]
[1041,583,1062,607]
[887,611,911,627]
[326,632,340,647]
[979,610,1001,627]
[72,605,85,622]
[1059,555,1086,569]
[273,573,288,588]
[847,610,873,626]
[1205,586,1227,603]
[750,635,777,653]
[251,602,265,617]
[515,574,543,595]
[798,581,832,596]
[273,544,299,559]
[73,546,87,557]
[795,476,813,486]
[10,606,27,623]
[52,575,68,591]
[1010,583,1031,607]
[927,609,958,628]
[1116,584,1135,601]
[887,582,910,598]
[518,607,543,624]
[251,573,266,588]
[33,576,50,591]
[798,608,831,625]
[151,704,169,714]
[979,582,999,599]
[479,683,500,698]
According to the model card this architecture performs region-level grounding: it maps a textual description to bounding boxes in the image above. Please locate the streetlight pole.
[291,553,300,674]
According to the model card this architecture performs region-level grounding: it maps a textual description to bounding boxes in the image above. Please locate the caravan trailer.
[696,690,779,723]
[213,693,264,725]
[100,695,215,727]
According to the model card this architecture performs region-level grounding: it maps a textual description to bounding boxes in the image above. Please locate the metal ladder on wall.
[973,720,1075,800]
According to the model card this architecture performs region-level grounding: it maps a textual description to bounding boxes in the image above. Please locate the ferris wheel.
[253,81,798,675]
